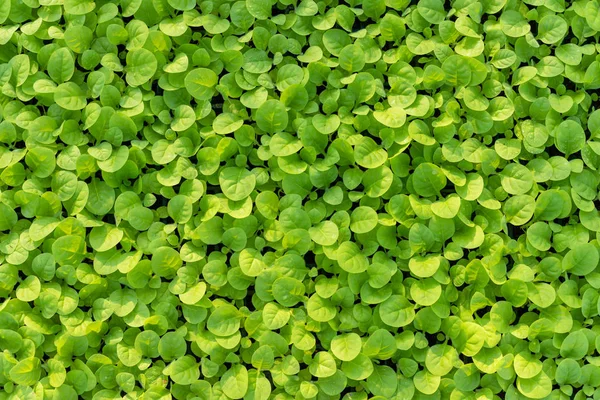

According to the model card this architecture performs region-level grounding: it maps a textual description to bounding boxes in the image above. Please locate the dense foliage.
[2,0,600,399]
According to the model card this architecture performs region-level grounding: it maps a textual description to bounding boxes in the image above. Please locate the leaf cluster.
[1,0,600,399]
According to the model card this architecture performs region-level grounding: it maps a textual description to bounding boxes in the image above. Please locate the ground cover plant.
[2,0,600,399]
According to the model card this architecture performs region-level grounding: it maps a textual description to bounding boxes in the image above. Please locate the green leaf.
[417,0,446,24]
[309,352,337,378]
[431,195,460,218]
[367,365,398,397]
[513,352,543,379]
[163,356,200,385]
[246,0,272,19]
[151,247,182,278]
[413,370,441,395]
[214,113,244,135]
[48,48,75,83]
[379,295,414,327]
[52,235,86,266]
[9,357,41,386]
[412,163,447,197]
[373,107,407,128]
[336,241,368,273]
[330,333,362,361]
[54,82,87,110]
[125,48,157,86]
[185,68,218,100]
[350,206,378,234]
[219,167,256,201]
[562,243,599,276]
[207,304,241,336]
[16,276,41,302]
[538,15,568,44]
[555,120,586,156]
[0,203,17,231]
[555,359,582,385]
[339,45,366,72]
[516,372,552,399]
[221,365,248,399]
[501,163,534,195]
[560,330,588,359]
[256,100,288,133]
[425,344,458,376]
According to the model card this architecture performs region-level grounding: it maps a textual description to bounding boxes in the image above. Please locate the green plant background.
[1,0,600,399]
